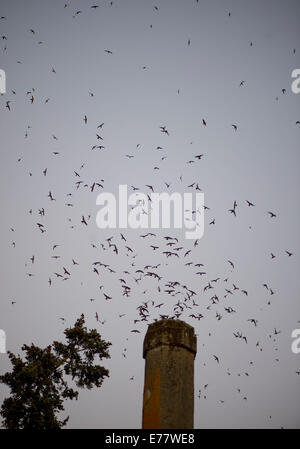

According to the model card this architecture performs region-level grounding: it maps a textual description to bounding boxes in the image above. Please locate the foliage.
[0,315,111,429]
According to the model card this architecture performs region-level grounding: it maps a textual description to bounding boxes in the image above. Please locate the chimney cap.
[143,318,197,359]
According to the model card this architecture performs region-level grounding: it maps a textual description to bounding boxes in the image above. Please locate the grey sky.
[0,0,299,428]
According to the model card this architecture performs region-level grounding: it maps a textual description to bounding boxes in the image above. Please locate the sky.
[0,0,299,429]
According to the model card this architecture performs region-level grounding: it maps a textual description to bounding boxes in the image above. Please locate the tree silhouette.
[0,314,111,429]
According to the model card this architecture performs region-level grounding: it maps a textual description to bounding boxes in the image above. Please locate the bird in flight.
[248,318,258,327]
[81,215,88,226]
[104,293,112,301]
[160,126,169,135]
[48,191,55,201]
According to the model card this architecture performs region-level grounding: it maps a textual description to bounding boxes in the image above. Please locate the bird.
[63,267,70,276]
[248,318,258,327]
[160,126,169,135]
[104,293,112,301]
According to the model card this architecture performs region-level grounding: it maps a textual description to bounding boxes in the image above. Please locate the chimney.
[142,319,197,429]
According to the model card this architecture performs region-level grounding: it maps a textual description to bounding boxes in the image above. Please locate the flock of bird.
[1,0,299,428]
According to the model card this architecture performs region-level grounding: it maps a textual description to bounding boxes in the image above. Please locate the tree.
[0,314,111,429]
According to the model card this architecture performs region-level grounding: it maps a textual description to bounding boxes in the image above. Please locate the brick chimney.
[142,319,197,429]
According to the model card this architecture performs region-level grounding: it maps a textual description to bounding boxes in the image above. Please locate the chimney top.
[143,318,197,359]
